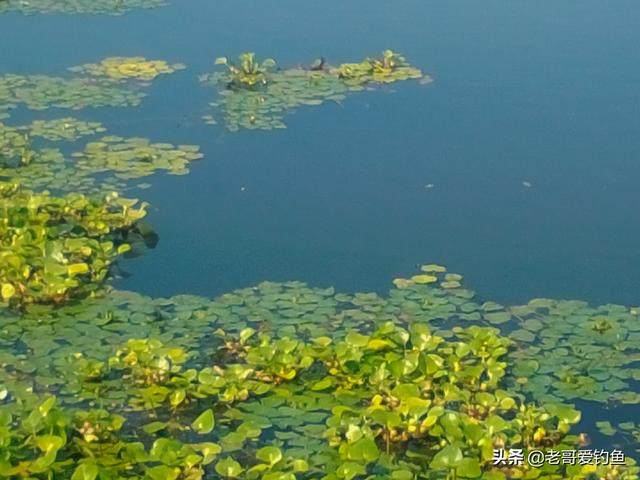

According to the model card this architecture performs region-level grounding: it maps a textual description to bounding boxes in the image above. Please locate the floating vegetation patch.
[0,56,183,119]
[391,267,640,407]
[505,300,640,405]
[0,0,167,15]
[0,59,196,193]
[0,180,147,307]
[0,74,145,118]
[71,135,204,180]
[598,421,640,455]
[0,266,639,478]
[200,50,428,131]
[0,120,202,194]
[20,117,106,142]
[69,57,186,82]
[1,121,97,191]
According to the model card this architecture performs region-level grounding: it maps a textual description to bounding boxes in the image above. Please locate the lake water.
[5,0,640,305]
[2,1,640,478]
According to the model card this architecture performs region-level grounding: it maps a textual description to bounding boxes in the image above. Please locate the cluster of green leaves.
[0,55,187,122]
[331,50,423,85]
[0,395,230,479]
[502,300,640,405]
[200,50,427,131]
[0,120,203,194]
[71,135,204,181]
[0,0,168,15]
[2,273,639,478]
[390,268,640,406]
[215,54,278,89]
[598,421,640,454]
[68,57,186,82]
[0,74,144,120]
[0,180,147,307]
[23,118,107,142]
[1,120,106,193]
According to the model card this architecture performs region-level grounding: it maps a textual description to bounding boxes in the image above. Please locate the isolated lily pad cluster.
[1,120,203,194]
[598,421,640,455]
[0,57,198,194]
[69,57,186,82]
[72,136,204,180]
[0,267,639,479]
[200,50,427,131]
[0,181,147,307]
[0,0,168,15]
[0,74,145,119]
[390,267,640,407]
[505,300,640,405]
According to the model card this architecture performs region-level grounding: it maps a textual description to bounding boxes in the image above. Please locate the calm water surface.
[3,0,640,305]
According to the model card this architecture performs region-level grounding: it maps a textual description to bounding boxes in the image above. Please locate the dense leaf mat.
[201,51,428,131]
[1,266,638,479]
[0,180,147,307]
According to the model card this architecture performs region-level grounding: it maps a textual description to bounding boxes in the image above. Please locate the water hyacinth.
[0,74,145,117]
[22,118,107,142]
[0,181,147,307]
[0,266,639,479]
[0,30,635,478]
[201,50,428,131]
[69,57,186,82]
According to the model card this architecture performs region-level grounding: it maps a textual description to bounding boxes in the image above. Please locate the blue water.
[3,0,640,306]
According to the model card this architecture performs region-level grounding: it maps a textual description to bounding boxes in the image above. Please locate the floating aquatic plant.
[598,421,640,454]
[71,136,204,180]
[215,53,277,89]
[1,265,639,478]
[389,266,640,406]
[332,49,423,85]
[505,299,640,405]
[69,57,186,82]
[0,124,94,192]
[2,315,633,479]
[1,121,203,194]
[0,0,168,15]
[0,56,184,119]
[0,181,147,307]
[22,117,107,142]
[0,74,145,118]
[201,50,428,131]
